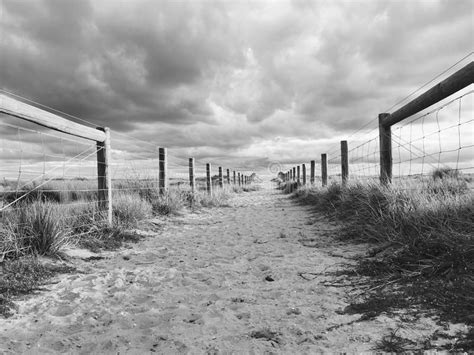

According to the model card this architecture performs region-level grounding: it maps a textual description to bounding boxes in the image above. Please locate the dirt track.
[0,187,458,353]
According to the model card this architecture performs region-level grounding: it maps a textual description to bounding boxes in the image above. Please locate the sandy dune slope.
[0,187,463,354]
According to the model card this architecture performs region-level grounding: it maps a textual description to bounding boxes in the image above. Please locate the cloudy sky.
[1,0,473,177]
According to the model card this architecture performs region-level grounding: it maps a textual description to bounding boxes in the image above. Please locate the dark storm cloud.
[1,0,472,171]
[1,0,243,129]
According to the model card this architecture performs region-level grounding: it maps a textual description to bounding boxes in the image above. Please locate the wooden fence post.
[218,166,223,188]
[233,170,236,184]
[321,153,327,187]
[238,172,241,186]
[379,113,392,184]
[159,147,168,195]
[297,165,301,185]
[189,158,195,193]
[302,164,306,185]
[96,127,112,225]
[292,167,296,181]
[310,160,315,185]
[341,140,348,185]
[206,163,212,195]
[226,169,230,184]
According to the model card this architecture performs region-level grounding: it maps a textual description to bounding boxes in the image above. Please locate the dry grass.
[289,173,474,328]
[1,202,71,258]
[0,178,250,259]
[0,257,75,317]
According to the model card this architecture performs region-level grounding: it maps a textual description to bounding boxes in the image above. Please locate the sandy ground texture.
[0,186,467,354]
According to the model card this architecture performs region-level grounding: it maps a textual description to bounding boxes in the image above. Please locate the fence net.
[0,111,105,237]
[391,90,473,181]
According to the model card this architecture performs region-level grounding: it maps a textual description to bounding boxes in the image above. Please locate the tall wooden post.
[159,147,168,195]
[310,160,315,185]
[238,172,241,186]
[226,169,230,184]
[297,165,301,185]
[218,166,223,188]
[379,113,392,184]
[341,140,348,185]
[96,127,112,225]
[292,167,296,181]
[302,164,306,185]
[233,170,236,184]
[289,170,292,181]
[206,163,212,195]
[188,158,195,193]
[321,153,328,187]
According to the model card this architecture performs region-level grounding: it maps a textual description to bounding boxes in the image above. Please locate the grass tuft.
[2,201,70,257]
[112,192,153,227]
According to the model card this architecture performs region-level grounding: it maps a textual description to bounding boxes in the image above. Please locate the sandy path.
[0,187,451,353]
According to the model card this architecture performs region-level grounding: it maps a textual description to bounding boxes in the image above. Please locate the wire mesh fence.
[391,90,473,181]
[0,111,106,239]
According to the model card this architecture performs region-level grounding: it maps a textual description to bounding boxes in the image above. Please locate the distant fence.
[0,93,255,226]
[282,61,474,189]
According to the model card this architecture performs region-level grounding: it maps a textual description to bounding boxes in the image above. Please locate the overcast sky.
[1,0,473,176]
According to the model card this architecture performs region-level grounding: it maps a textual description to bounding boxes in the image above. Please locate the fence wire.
[0,112,105,237]
[391,90,473,181]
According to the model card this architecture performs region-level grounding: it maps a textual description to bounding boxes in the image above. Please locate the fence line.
[1,94,255,230]
[281,61,473,190]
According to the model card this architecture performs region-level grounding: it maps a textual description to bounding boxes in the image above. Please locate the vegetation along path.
[0,186,467,353]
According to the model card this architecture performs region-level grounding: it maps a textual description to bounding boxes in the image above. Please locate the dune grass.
[0,179,256,260]
[0,178,257,316]
[288,173,474,327]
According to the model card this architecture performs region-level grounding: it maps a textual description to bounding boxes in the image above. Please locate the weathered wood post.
[297,165,301,185]
[292,167,296,181]
[218,166,223,188]
[206,163,212,195]
[302,164,306,185]
[188,157,195,193]
[226,169,230,185]
[289,170,292,181]
[310,160,315,185]
[321,153,328,187]
[341,140,348,185]
[379,113,392,184]
[96,127,112,225]
[159,147,168,195]
[238,172,241,186]
[233,170,236,185]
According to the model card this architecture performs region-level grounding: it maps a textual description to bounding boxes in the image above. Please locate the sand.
[0,186,466,354]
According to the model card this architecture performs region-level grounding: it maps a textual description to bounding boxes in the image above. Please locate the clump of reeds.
[1,201,71,258]
[293,172,474,325]
[112,192,153,227]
